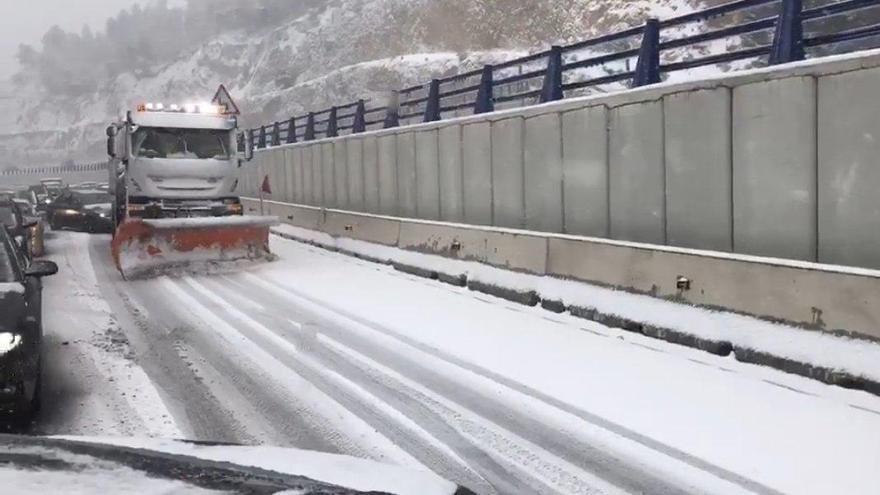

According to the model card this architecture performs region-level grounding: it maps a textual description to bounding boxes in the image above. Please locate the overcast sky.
[0,0,148,80]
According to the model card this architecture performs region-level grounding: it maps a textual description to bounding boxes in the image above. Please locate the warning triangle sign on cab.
[212,84,241,115]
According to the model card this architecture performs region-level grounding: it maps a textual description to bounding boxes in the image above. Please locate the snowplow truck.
[106,101,276,279]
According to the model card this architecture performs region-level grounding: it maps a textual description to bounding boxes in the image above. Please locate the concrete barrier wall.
[244,198,880,341]
[241,50,880,270]
[664,88,732,252]
[732,76,817,261]
[817,67,880,268]
[437,124,464,222]
[561,105,608,237]
[491,117,524,229]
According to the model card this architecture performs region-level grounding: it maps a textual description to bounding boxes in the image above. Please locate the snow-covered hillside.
[1,0,707,168]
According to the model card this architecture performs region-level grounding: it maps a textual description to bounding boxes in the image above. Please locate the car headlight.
[0,333,22,354]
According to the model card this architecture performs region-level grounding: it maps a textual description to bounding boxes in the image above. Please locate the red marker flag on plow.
[259,174,271,215]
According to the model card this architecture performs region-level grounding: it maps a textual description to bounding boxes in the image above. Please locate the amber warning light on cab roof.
[136,102,228,115]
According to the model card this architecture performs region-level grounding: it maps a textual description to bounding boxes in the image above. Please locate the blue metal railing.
[249,0,880,148]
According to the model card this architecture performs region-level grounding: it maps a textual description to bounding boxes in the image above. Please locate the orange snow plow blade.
[111,216,279,279]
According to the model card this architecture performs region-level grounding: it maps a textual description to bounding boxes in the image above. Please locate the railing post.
[540,46,564,103]
[327,106,339,137]
[258,125,267,149]
[633,18,661,87]
[304,112,316,141]
[424,79,442,122]
[271,121,281,146]
[353,99,367,133]
[384,91,400,129]
[770,0,804,65]
[286,117,297,144]
[474,65,495,114]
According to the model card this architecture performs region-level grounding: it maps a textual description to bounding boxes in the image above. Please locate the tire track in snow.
[157,275,428,471]
[230,271,778,495]
[215,274,727,494]
[213,277,619,495]
[36,232,180,438]
[68,233,358,451]
[85,233,266,444]
[316,334,628,495]
[186,276,501,494]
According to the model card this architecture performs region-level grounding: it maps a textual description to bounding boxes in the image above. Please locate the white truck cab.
[106,102,253,226]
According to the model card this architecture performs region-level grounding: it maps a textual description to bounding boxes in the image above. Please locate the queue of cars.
[0,179,110,420]
[47,188,114,234]
[0,229,57,418]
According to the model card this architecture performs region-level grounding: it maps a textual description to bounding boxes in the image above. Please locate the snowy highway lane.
[25,231,880,495]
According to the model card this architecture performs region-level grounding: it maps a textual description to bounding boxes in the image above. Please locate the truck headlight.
[0,333,22,354]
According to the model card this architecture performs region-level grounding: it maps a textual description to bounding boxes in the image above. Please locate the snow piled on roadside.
[63,437,457,495]
[272,223,880,383]
[0,446,216,495]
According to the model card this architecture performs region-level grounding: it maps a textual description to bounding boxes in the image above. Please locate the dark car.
[0,201,39,263]
[12,199,45,258]
[48,189,114,233]
[9,188,38,207]
[40,179,64,198]
[0,228,57,418]
[28,185,52,214]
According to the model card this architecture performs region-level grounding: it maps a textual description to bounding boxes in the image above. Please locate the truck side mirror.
[26,260,58,278]
[106,126,117,158]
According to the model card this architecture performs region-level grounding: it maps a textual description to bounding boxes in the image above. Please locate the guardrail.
[244,0,880,149]
[0,162,105,177]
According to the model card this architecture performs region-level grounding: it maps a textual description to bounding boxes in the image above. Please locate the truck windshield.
[133,127,230,160]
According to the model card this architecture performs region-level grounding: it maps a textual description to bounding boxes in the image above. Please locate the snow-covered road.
[26,231,880,495]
